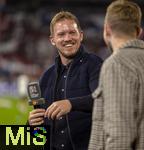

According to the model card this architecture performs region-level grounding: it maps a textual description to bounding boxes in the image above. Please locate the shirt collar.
[118,39,144,50]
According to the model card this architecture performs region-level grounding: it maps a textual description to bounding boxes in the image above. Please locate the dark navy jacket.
[39,46,103,150]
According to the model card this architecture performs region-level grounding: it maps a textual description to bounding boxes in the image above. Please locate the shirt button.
[61,130,64,134]
[61,89,64,92]
[59,117,63,120]
[80,59,83,62]
[64,75,67,78]
[61,144,65,148]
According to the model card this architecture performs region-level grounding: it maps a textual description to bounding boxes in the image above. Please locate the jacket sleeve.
[101,60,138,150]
[69,56,103,112]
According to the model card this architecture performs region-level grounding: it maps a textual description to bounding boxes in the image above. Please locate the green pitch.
[0,96,33,125]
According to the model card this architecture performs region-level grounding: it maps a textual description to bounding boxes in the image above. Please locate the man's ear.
[103,23,112,44]
[137,27,143,38]
[80,31,84,42]
[105,23,112,37]
[49,35,55,46]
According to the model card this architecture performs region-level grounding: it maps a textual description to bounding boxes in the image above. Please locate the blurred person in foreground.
[28,11,103,150]
[89,0,144,150]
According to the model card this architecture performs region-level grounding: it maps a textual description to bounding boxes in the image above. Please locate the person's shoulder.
[102,54,116,67]
[41,64,55,79]
[101,53,128,73]
[39,63,56,86]
[85,52,103,64]
[82,52,103,72]
[45,64,55,73]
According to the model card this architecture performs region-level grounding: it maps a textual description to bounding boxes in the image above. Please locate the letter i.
[27,127,30,145]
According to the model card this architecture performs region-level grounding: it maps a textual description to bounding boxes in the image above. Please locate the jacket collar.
[54,45,86,72]
[119,39,144,50]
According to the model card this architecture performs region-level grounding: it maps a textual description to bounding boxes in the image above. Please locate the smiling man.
[28,11,103,150]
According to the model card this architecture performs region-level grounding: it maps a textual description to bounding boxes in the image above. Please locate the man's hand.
[28,109,45,125]
[44,100,72,120]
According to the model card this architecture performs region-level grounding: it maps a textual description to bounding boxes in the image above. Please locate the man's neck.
[111,36,136,54]
[60,56,73,66]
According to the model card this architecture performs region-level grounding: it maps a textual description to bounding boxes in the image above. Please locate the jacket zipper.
[64,63,76,150]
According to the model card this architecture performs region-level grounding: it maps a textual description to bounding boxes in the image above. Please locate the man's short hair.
[50,11,81,35]
[105,0,142,35]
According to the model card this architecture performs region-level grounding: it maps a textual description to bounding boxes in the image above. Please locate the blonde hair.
[50,11,81,35]
[105,0,142,35]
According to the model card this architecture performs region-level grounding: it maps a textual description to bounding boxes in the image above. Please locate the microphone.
[27,82,45,108]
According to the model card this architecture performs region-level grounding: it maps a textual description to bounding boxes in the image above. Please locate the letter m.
[6,127,24,145]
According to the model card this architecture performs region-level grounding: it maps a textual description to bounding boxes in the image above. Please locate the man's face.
[50,19,83,59]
